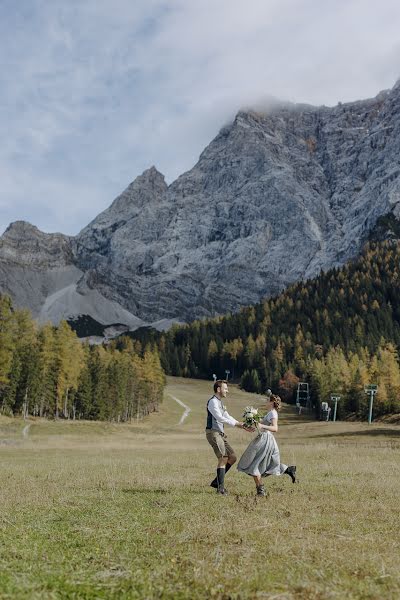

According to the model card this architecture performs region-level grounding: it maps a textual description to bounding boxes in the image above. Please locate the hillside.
[126,240,400,419]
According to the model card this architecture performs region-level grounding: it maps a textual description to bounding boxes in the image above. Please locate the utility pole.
[364,384,378,424]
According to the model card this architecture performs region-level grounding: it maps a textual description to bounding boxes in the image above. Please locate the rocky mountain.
[1,80,400,335]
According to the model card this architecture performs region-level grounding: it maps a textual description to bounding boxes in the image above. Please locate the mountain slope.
[125,239,400,421]
[1,82,400,331]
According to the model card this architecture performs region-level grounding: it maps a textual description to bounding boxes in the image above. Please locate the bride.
[237,394,296,496]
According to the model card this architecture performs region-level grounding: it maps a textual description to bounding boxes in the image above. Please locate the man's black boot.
[216,467,227,494]
[210,463,231,488]
[284,465,297,483]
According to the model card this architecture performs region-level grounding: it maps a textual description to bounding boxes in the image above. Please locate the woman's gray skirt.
[237,431,287,477]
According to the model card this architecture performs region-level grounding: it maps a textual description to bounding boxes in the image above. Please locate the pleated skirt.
[237,431,286,477]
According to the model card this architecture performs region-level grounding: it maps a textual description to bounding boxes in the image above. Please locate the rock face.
[1,81,400,331]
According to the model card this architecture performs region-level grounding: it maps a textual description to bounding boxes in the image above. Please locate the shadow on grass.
[122,488,169,495]
[282,415,315,425]
[280,406,315,425]
[122,487,222,496]
[0,440,22,446]
[309,428,400,438]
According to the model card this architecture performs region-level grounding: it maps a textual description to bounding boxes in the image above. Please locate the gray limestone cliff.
[1,81,400,331]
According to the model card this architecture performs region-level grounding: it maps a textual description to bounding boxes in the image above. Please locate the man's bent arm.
[208,397,239,427]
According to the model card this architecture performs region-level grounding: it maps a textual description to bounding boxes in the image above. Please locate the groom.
[206,379,252,495]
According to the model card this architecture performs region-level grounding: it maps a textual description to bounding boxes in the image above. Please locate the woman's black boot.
[256,484,266,497]
[285,465,297,483]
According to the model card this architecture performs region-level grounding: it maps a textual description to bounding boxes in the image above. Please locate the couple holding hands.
[206,379,296,496]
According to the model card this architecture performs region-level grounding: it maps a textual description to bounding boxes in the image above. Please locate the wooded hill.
[126,240,400,419]
[0,296,165,421]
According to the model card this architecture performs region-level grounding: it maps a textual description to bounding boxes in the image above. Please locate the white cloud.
[1,0,399,234]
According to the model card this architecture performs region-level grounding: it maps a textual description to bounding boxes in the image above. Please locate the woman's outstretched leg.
[253,474,265,496]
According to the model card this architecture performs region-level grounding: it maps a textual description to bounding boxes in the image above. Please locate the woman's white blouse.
[263,408,278,425]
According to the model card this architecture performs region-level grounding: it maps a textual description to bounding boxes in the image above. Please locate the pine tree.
[37,324,58,417]
[0,296,16,396]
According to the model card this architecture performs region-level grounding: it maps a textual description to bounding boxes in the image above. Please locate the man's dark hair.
[214,379,227,393]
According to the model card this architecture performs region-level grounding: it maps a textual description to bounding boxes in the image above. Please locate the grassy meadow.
[0,377,399,599]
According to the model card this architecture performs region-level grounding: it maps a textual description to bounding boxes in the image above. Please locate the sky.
[1,0,400,236]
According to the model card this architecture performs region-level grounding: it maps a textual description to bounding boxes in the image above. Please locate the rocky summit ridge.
[1,81,400,335]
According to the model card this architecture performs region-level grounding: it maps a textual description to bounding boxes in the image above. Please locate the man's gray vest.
[206,395,224,433]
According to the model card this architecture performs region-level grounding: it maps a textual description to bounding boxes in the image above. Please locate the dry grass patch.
[0,377,399,599]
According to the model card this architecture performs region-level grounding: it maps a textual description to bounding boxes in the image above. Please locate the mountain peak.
[233,109,263,127]
[112,165,167,211]
[0,220,73,269]
[143,165,164,178]
[2,221,70,241]
[135,165,167,188]
[76,166,168,246]
[3,220,39,238]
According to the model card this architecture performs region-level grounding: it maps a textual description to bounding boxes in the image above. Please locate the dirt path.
[168,394,191,425]
[22,423,31,438]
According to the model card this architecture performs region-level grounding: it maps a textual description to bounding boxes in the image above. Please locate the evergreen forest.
[128,240,400,419]
[0,296,165,421]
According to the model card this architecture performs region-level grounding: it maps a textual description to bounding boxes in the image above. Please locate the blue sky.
[1,0,400,235]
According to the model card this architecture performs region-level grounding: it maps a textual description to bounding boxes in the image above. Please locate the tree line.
[128,240,400,419]
[0,296,165,421]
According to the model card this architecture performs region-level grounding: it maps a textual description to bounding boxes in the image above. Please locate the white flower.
[243,406,258,420]
[243,406,258,416]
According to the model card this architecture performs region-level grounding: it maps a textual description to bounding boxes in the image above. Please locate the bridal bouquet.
[242,406,261,428]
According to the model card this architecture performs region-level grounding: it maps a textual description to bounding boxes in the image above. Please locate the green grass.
[0,377,399,599]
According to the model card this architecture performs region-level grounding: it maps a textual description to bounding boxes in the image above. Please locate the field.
[0,377,399,600]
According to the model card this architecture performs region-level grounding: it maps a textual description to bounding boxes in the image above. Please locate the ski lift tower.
[296,382,311,414]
